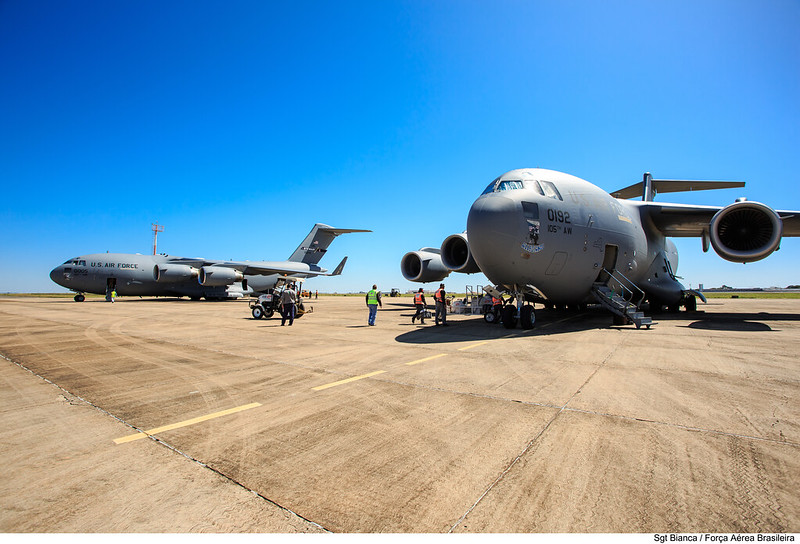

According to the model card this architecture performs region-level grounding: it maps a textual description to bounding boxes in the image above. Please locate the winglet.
[329,256,348,276]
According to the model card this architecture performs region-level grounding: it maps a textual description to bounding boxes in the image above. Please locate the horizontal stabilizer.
[329,256,347,276]
[612,173,745,201]
[318,227,372,236]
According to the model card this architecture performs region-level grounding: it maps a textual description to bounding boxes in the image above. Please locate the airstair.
[591,269,653,329]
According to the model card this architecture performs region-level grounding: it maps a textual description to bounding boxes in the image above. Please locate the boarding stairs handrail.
[591,269,652,329]
[601,268,646,308]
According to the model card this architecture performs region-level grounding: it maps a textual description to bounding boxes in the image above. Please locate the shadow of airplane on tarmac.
[394,304,799,345]
[394,306,613,345]
[684,311,800,331]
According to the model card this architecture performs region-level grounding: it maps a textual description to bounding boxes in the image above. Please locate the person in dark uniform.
[280,283,297,326]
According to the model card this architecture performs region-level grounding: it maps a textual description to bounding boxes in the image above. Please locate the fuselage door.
[602,244,619,272]
[596,244,619,283]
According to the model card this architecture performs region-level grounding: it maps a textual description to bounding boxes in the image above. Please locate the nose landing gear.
[483,285,537,330]
[519,305,536,329]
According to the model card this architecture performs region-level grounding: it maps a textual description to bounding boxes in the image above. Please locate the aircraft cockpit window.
[538,181,563,201]
[481,178,500,195]
[497,180,524,192]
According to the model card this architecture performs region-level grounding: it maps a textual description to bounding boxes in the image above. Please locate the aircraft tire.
[252,306,264,319]
[74,294,85,302]
[685,296,697,312]
[520,305,536,329]
[501,305,517,329]
[296,302,306,318]
[264,307,274,318]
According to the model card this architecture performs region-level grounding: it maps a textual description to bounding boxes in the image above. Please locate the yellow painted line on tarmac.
[312,370,387,391]
[405,353,448,366]
[114,402,262,444]
[458,341,488,351]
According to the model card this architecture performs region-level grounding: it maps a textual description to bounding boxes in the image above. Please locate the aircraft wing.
[163,257,330,278]
[636,202,800,237]
[239,263,328,277]
[242,257,349,277]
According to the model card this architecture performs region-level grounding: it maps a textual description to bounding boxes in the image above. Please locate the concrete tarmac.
[0,295,798,533]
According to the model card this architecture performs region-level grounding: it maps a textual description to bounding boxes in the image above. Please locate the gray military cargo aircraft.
[51,223,369,301]
[401,168,800,329]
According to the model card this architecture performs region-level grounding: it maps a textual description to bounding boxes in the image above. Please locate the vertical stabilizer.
[642,172,654,202]
[287,224,371,265]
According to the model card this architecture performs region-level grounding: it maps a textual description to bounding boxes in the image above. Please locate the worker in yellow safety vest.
[433,283,448,326]
[365,285,382,326]
[411,288,427,324]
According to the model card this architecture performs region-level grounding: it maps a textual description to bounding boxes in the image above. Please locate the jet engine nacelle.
[198,266,245,286]
[400,248,451,283]
[709,201,783,263]
[440,233,481,274]
[153,264,199,283]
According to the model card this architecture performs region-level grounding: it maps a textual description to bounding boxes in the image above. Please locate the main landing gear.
[74,293,85,302]
[648,293,699,314]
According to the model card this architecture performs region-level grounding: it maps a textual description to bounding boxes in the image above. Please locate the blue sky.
[1,0,798,293]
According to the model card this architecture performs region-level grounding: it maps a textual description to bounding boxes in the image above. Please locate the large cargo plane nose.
[467,194,520,273]
[50,266,64,286]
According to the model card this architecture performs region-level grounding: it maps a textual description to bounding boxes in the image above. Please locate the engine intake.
[440,233,482,274]
[198,266,245,286]
[400,248,451,283]
[153,264,199,283]
[709,201,782,263]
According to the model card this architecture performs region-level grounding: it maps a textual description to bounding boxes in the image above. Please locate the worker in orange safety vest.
[491,295,504,323]
[433,283,448,327]
[411,288,427,324]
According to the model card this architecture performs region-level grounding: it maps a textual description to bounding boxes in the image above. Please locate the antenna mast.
[152,222,164,255]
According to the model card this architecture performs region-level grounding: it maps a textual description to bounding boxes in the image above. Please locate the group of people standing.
[279,283,450,328]
[367,283,449,327]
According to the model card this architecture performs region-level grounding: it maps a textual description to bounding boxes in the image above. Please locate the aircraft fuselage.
[51,253,291,299]
[466,169,680,304]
